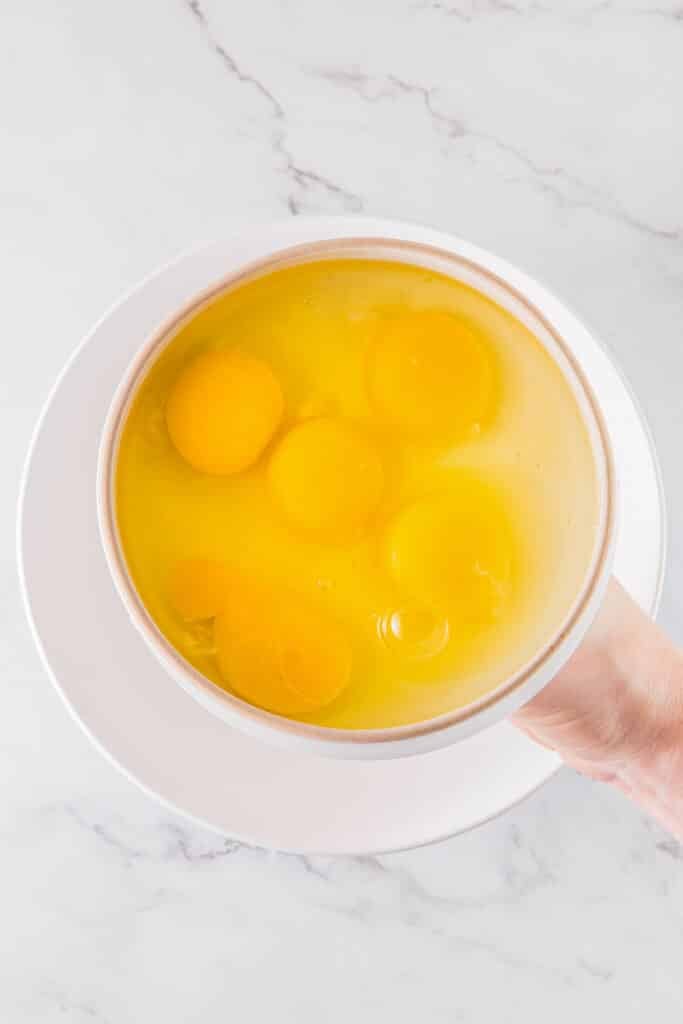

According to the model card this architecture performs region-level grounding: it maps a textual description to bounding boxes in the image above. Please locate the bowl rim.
[97,234,616,749]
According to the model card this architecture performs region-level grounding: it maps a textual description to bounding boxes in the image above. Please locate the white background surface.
[3,2,683,1020]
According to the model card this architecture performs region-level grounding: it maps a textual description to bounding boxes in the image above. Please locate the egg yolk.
[168,558,232,621]
[268,417,384,541]
[166,349,284,475]
[385,476,514,624]
[367,310,495,438]
[214,574,352,715]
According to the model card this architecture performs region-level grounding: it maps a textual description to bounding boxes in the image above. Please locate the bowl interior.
[98,237,615,749]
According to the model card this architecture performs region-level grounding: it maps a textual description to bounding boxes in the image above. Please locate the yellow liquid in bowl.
[115,258,599,729]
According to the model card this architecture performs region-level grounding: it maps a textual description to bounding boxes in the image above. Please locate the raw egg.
[166,349,284,474]
[168,558,232,622]
[268,416,385,542]
[367,310,495,439]
[214,573,352,715]
[385,475,515,624]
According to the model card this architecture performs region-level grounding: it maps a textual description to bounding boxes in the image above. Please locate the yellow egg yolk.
[168,558,233,621]
[367,310,495,438]
[385,477,515,624]
[214,573,352,715]
[165,349,284,475]
[268,417,385,542]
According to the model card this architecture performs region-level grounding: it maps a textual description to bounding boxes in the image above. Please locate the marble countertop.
[3,1,683,1020]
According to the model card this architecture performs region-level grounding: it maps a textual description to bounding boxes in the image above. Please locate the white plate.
[18,219,666,855]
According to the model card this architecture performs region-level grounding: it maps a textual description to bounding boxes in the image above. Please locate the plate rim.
[16,222,667,855]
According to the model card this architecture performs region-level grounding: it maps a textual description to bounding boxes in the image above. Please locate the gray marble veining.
[2,0,683,1020]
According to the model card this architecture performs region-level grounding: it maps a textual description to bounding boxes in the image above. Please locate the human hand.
[514,578,683,839]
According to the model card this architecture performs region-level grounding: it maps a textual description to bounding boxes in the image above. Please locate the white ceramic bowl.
[97,222,616,760]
